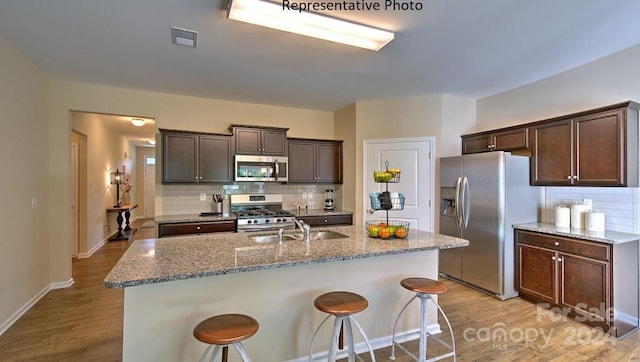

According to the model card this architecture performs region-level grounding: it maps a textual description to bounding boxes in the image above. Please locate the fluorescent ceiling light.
[226,0,394,51]
[131,118,145,127]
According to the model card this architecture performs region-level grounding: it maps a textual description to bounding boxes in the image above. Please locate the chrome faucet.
[294,218,311,242]
[277,227,285,243]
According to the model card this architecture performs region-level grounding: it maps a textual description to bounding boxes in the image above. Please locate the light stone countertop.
[514,222,640,245]
[104,225,468,289]
[154,213,237,224]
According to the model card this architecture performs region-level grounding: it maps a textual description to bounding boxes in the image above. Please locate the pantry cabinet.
[462,126,529,154]
[515,229,638,338]
[530,102,639,186]
[161,130,233,184]
[288,138,343,184]
[229,125,288,156]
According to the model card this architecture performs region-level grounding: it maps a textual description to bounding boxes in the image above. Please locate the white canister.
[570,202,590,229]
[555,205,570,228]
[585,211,606,232]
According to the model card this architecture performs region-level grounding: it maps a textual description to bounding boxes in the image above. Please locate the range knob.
[246,220,252,224]
[253,219,259,224]
[265,219,271,223]
[276,218,282,223]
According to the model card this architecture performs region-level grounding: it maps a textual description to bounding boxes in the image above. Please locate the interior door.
[364,138,434,232]
[144,156,156,218]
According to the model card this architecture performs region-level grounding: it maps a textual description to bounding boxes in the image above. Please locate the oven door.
[235,155,288,182]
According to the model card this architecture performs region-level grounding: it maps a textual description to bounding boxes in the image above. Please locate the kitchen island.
[105,225,468,361]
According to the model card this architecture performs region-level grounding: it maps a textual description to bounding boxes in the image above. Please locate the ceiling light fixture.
[131,118,145,127]
[226,0,394,51]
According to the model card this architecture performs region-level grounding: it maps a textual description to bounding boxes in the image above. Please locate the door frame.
[71,142,79,258]
[143,154,156,218]
[362,137,435,232]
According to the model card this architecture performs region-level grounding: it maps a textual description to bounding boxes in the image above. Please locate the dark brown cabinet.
[158,220,236,238]
[462,127,529,154]
[515,229,638,338]
[530,102,639,186]
[288,138,343,184]
[161,130,233,184]
[296,214,352,227]
[229,125,288,156]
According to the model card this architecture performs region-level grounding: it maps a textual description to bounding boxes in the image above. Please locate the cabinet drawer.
[158,221,236,237]
[298,214,353,227]
[516,230,610,261]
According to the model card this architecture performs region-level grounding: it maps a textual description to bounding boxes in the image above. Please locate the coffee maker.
[324,189,335,210]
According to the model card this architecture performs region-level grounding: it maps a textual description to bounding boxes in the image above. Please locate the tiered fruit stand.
[367,161,409,239]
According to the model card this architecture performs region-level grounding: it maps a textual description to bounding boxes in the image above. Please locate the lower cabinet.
[296,214,352,227]
[158,220,236,238]
[515,229,639,338]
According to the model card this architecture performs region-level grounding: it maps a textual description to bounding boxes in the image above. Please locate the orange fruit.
[378,222,387,228]
[395,227,408,239]
[379,227,391,239]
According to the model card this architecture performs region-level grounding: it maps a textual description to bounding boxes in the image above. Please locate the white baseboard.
[50,278,74,290]
[0,284,50,336]
[292,324,440,362]
[77,233,114,259]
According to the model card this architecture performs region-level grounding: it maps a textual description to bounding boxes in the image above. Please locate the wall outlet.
[200,193,207,201]
[31,196,38,208]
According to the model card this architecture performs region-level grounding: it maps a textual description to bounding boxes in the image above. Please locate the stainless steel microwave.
[234,155,288,182]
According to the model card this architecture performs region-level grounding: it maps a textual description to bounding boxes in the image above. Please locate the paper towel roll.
[585,211,605,232]
[555,205,570,228]
[570,203,590,229]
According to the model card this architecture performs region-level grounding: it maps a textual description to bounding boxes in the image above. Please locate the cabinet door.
[288,140,317,183]
[162,133,198,183]
[531,119,573,186]
[261,129,287,156]
[493,127,529,151]
[234,128,262,155]
[199,135,233,183]
[574,109,625,186]
[559,253,610,323]
[462,134,492,154]
[315,141,343,183]
[516,243,557,304]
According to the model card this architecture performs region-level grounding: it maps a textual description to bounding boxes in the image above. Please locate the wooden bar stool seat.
[309,291,376,361]
[193,313,258,362]
[390,278,455,362]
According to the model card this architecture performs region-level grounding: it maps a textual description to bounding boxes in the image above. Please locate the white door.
[144,156,156,218]
[363,138,434,231]
[71,142,79,257]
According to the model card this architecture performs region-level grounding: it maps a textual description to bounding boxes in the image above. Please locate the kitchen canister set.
[555,202,605,231]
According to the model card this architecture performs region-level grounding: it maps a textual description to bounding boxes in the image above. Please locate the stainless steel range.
[230,194,296,232]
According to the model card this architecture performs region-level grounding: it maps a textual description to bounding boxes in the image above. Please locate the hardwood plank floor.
[1,224,639,361]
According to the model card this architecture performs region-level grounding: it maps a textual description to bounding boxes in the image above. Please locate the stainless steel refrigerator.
[439,151,539,300]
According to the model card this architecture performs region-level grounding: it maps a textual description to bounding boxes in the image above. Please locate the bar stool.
[193,313,258,362]
[309,291,376,362]
[390,278,455,362]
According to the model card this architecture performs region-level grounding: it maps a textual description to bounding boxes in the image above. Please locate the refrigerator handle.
[455,177,463,228]
[461,176,470,228]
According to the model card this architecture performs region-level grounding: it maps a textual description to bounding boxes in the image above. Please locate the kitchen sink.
[250,234,299,243]
[291,230,349,241]
[250,230,349,243]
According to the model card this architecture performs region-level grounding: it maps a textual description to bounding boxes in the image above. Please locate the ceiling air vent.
[171,26,198,48]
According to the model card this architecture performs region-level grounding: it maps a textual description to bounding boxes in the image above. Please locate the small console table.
[107,204,138,241]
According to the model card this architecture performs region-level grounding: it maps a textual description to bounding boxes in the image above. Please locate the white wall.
[477,44,640,233]
[0,36,50,333]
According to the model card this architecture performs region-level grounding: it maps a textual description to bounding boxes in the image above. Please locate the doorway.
[70,131,87,258]
[363,138,435,231]
[144,155,156,218]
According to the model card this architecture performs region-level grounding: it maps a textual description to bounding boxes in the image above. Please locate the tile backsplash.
[543,187,639,233]
[161,183,341,215]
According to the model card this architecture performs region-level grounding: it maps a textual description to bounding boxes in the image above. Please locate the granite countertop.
[514,222,640,245]
[155,213,237,223]
[104,225,468,289]
[287,208,353,217]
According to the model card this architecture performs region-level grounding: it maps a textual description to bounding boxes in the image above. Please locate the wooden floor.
[1,222,640,361]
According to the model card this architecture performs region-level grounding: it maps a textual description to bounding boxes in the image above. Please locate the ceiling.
[2,0,640,143]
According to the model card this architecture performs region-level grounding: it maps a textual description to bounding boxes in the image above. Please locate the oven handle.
[274,159,280,181]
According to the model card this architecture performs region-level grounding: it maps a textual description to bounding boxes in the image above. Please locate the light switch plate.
[200,193,206,201]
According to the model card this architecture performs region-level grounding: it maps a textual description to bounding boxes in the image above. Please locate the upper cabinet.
[531,102,639,187]
[288,138,343,184]
[229,124,288,156]
[462,126,529,154]
[161,130,233,184]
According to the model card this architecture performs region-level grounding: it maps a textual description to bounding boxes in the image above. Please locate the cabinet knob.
[557,257,563,262]
[573,176,578,180]
[552,256,557,261]
[196,226,201,230]
[554,241,559,246]
[324,219,328,223]
[567,176,572,180]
